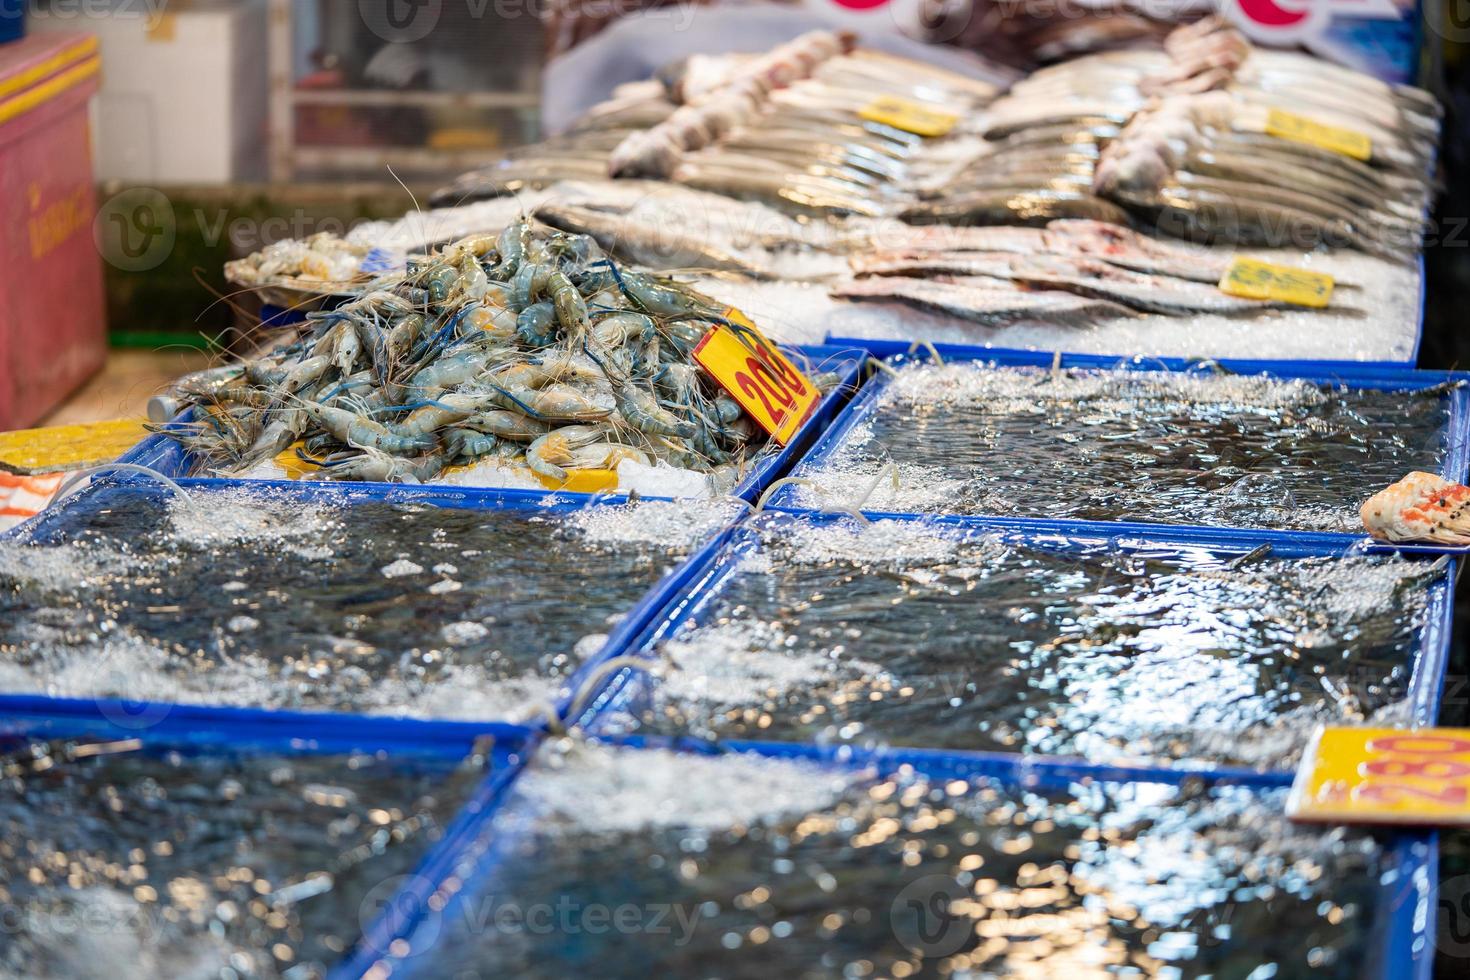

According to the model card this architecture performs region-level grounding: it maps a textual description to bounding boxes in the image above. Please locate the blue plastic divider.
[0,693,537,760]
[363,733,1435,980]
[343,728,540,977]
[826,337,1450,380]
[773,344,1470,550]
[564,508,1457,779]
[116,343,866,506]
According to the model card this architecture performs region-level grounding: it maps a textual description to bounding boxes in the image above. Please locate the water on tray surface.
[627,520,1435,766]
[0,738,485,979]
[798,364,1450,531]
[0,490,730,720]
[415,744,1393,979]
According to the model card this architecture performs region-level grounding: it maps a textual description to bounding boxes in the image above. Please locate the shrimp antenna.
[386,164,432,258]
[580,339,629,386]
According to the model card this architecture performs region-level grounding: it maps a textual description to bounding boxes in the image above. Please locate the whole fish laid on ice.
[987,120,1122,153]
[832,276,1134,327]
[1169,172,1422,249]
[673,163,881,217]
[868,219,1241,287]
[850,254,1301,316]
[432,159,612,205]
[1362,472,1470,545]
[1149,184,1401,259]
[1181,148,1421,223]
[900,191,1131,227]
[1041,219,1232,283]
[869,225,1050,254]
[535,203,774,278]
[852,250,1021,279]
[999,258,1314,316]
[980,104,1134,141]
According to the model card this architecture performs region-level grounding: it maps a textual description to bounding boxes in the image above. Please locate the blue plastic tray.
[360,735,1437,980]
[0,706,541,980]
[0,479,743,735]
[3,339,1451,976]
[563,509,1457,772]
[772,344,1470,550]
[119,343,866,506]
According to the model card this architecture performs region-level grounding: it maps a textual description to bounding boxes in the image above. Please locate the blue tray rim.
[567,508,1457,779]
[775,344,1470,552]
[115,343,867,506]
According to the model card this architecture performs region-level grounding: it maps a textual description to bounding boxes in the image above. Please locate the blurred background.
[2,0,1455,429]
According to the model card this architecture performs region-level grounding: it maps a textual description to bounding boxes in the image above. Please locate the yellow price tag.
[859,96,958,138]
[1264,108,1372,161]
[1287,727,1470,826]
[693,311,819,446]
[0,419,149,475]
[1218,256,1334,308]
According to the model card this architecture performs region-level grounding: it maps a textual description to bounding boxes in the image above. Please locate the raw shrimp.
[527,425,612,483]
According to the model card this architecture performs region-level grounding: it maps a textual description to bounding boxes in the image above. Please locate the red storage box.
[0,33,104,429]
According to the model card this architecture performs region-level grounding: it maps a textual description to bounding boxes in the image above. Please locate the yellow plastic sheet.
[0,419,149,475]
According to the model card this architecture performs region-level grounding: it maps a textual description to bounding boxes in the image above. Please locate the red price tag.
[693,312,818,446]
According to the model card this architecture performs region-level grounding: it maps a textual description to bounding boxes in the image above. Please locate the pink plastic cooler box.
[0,32,104,429]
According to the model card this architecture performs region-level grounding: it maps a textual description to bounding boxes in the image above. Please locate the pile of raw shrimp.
[165,220,787,488]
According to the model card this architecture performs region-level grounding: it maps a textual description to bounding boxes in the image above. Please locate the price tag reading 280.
[1287,727,1470,826]
[693,311,819,446]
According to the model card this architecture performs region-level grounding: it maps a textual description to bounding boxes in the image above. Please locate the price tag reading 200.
[1287,727,1470,826]
[693,316,819,446]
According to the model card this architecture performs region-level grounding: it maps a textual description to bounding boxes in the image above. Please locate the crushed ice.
[0,538,139,592]
[766,518,1003,568]
[567,498,743,549]
[164,489,339,555]
[882,362,1328,413]
[788,423,969,513]
[656,621,887,709]
[517,741,856,834]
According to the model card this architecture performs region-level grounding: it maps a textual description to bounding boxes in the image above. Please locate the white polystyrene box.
[30,0,268,183]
